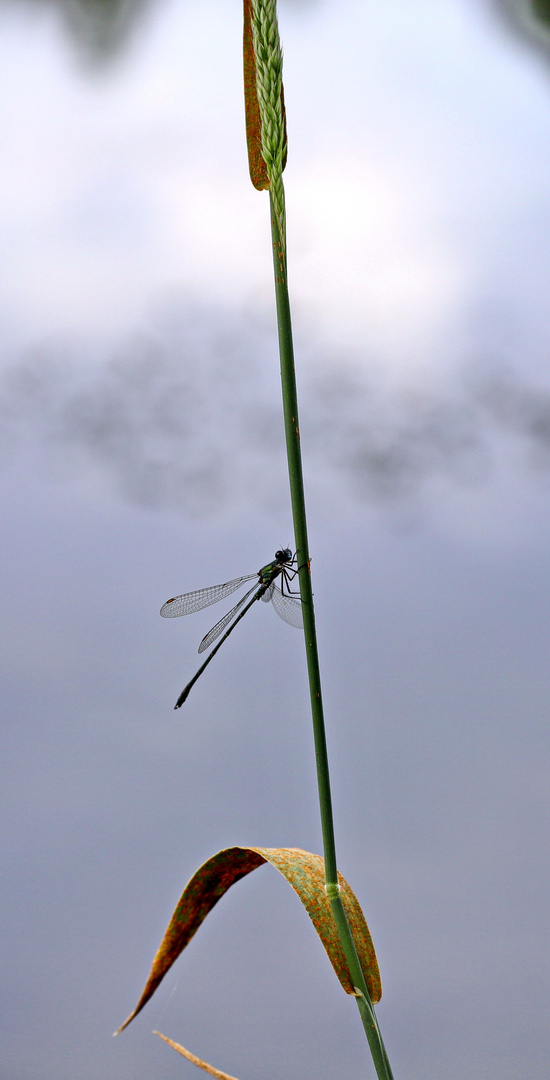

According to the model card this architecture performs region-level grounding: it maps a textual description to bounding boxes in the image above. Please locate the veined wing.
[269,584,303,629]
[160,574,256,619]
[198,582,259,653]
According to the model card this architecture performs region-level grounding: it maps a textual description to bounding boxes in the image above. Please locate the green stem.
[269,192,394,1080]
[268,194,336,884]
[329,892,395,1080]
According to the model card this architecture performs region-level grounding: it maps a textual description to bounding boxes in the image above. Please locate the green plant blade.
[115,846,381,1033]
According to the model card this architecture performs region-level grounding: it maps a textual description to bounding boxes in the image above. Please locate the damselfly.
[161,549,303,708]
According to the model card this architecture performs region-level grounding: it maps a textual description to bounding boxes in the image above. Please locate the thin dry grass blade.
[154,1032,241,1080]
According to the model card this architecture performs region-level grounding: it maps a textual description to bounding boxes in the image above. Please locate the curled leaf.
[116,846,380,1033]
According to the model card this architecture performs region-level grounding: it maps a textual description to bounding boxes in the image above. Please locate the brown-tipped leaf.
[116,846,381,1032]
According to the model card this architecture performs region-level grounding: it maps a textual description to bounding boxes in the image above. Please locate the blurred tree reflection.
[1,0,155,62]
[494,0,550,59]
[498,0,550,56]
[2,1,550,74]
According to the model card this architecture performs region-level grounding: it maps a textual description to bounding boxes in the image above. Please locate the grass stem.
[269,193,395,1079]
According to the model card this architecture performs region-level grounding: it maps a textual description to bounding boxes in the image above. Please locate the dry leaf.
[116,846,380,1033]
[154,1031,240,1080]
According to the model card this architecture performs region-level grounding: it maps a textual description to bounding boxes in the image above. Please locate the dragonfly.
[160,549,303,708]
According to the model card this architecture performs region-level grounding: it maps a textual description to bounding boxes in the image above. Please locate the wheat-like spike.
[250,0,287,249]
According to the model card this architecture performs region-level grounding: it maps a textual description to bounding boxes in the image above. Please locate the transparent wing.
[261,582,275,602]
[198,583,259,653]
[269,584,303,629]
[160,574,256,618]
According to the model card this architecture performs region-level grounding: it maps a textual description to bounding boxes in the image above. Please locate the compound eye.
[277,548,292,562]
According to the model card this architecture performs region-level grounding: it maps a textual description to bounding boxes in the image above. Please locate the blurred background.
[1,1,550,1077]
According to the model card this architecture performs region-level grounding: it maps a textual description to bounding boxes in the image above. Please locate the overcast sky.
[1,2,550,1079]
